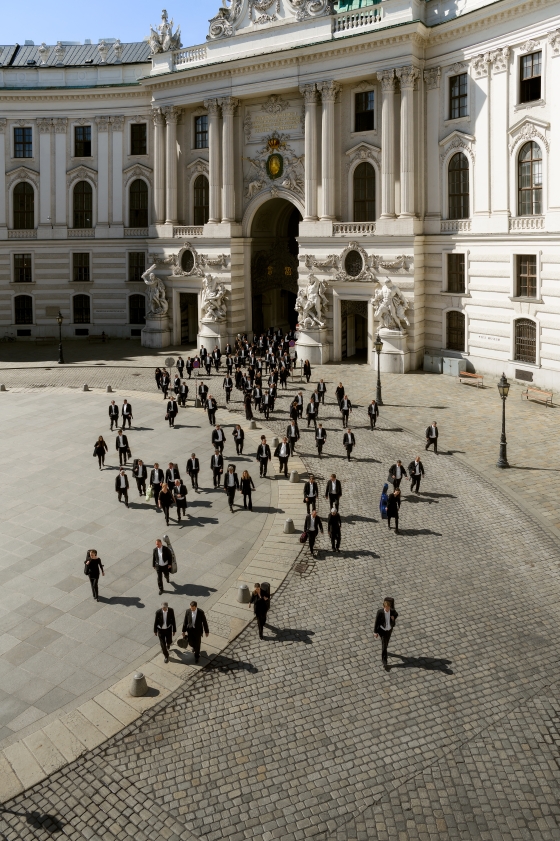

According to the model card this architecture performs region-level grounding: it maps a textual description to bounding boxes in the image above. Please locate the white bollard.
[271,436,279,448]
[284,518,295,534]
[289,470,300,484]
[237,584,251,604]
[249,420,257,430]
[129,672,148,697]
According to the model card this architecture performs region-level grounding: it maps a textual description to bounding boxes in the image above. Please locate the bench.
[522,387,553,407]
[458,371,484,388]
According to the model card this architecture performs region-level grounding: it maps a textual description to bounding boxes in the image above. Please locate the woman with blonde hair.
[240,470,256,511]
[158,482,173,526]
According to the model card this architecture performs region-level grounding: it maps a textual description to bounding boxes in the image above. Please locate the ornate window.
[448,153,469,219]
[129,179,148,227]
[195,115,208,149]
[73,294,91,324]
[449,74,468,119]
[354,92,374,132]
[128,252,145,282]
[447,253,465,293]
[14,254,32,283]
[73,181,93,229]
[518,142,542,216]
[129,294,146,325]
[74,126,91,157]
[193,174,209,226]
[13,182,34,229]
[73,253,90,282]
[181,249,195,273]
[446,311,465,351]
[353,162,375,222]
[514,318,536,363]
[345,250,363,277]
[131,124,147,156]
[516,255,537,298]
[520,52,541,103]
[14,294,33,324]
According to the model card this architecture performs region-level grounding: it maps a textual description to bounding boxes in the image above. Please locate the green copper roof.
[337,0,379,11]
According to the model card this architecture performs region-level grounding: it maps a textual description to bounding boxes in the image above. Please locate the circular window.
[345,250,363,277]
[181,249,195,273]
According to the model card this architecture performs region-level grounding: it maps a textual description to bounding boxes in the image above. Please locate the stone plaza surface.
[0,350,559,840]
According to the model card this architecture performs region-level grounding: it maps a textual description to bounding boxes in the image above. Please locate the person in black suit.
[388,460,407,489]
[232,425,244,455]
[274,438,290,477]
[133,459,147,496]
[303,359,311,383]
[153,538,172,594]
[250,583,269,640]
[161,370,170,398]
[186,453,200,491]
[165,462,181,486]
[166,396,178,427]
[223,465,240,512]
[153,602,176,663]
[244,390,254,421]
[286,420,300,456]
[85,549,104,601]
[177,356,185,378]
[387,488,401,533]
[240,470,255,510]
[257,437,271,478]
[425,421,439,453]
[207,395,217,426]
[178,380,189,407]
[210,450,224,488]
[315,423,327,457]
[155,367,162,391]
[368,399,379,430]
[317,379,327,405]
[335,382,345,407]
[295,391,304,419]
[343,429,356,462]
[327,508,342,552]
[306,398,318,429]
[150,463,164,506]
[197,381,209,408]
[173,479,188,522]
[262,390,272,420]
[223,375,233,404]
[109,400,119,431]
[340,395,352,428]
[304,509,323,556]
[121,399,133,429]
[409,456,425,493]
[374,597,398,668]
[212,425,226,453]
[115,430,129,466]
[325,474,342,511]
[158,483,173,526]
[182,601,209,663]
[303,474,319,514]
[115,469,129,507]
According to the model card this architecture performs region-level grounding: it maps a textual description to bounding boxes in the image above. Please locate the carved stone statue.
[149,9,182,54]
[373,279,410,331]
[201,275,227,322]
[142,264,170,317]
[295,276,329,330]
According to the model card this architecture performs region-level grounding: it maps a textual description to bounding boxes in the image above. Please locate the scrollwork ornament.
[207,0,243,40]
[423,68,441,90]
[548,29,560,56]
[288,0,334,20]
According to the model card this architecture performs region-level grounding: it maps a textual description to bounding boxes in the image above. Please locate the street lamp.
[57,311,65,365]
[374,333,384,406]
[496,372,510,468]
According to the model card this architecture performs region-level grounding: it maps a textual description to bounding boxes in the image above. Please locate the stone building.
[1,0,559,386]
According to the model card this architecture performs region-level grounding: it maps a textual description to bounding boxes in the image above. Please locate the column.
[377,69,397,218]
[396,66,419,218]
[471,54,491,217]
[219,97,238,223]
[0,120,6,230]
[318,81,340,221]
[423,68,441,220]
[37,118,52,226]
[152,108,166,224]
[111,115,124,225]
[300,84,319,221]
[163,106,180,225]
[95,116,110,225]
[53,118,68,227]
[204,98,221,224]
[489,48,510,218]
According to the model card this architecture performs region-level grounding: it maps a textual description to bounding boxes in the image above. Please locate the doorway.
[341,300,368,361]
[179,293,198,345]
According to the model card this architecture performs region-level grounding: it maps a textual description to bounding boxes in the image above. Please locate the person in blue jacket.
[379,483,389,520]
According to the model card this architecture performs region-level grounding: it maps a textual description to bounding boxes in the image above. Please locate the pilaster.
[318,81,341,221]
[0,119,6,236]
[396,66,419,218]
[95,116,110,227]
[204,98,222,224]
[163,106,181,225]
[300,84,319,221]
[37,118,52,228]
[219,97,238,224]
[377,69,397,219]
[111,115,124,228]
[53,118,67,231]
[424,68,441,233]
[471,53,491,226]
[152,108,166,225]
[489,48,510,226]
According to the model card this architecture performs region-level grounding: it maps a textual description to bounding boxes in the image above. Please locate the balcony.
[509,216,545,231]
[173,46,208,70]
[441,220,471,233]
[68,228,95,238]
[8,229,37,239]
[124,228,149,238]
[333,6,383,35]
[173,226,204,238]
[333,222,376,236]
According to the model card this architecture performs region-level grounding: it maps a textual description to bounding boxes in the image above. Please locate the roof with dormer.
[0,41,151,68]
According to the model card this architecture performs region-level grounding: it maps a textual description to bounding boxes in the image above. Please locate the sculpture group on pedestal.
[295,276,329,329]
[201,275,228,323]
[148,9,182,54]
[373,279,410,331]
[142,264,170,317]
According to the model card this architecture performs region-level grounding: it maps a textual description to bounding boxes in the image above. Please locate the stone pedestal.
[141,314,171,349]
[198,320,227,354]
[296,327,330,365]
[373,329,410,374]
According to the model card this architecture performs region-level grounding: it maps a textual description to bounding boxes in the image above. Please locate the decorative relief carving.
[490,46,510,73]
[371,255,413,272]
[201,275,227,322]
[424,67,441,90]
[0,119,6,134]
[377,69,396,92]
[162,105,181,125]
[151,108,165,127]
[7,166,39,190]
[345,141,381,171]
[318,80,341,102]
[300,83,318,104]
[37,118,53,134]
[295,276,329,329]
[302,247,414,284]
[548,29,560,56]
[95,116,110,132]
[439,130,476,164]
[356,80,375,92]
[123,164,152,186]
[373,279,410,330]
[207,0,243,40]
[111,115,125,131]
[304,254,340,270]
[520,39,539,54]
[204,98,221,116]
[250,0,281,25]
[219,97,238,116]
[396,65,419,89]
[244,131,304,200]
[66,165,98,188]
[262,95,290,113]
[186,158,209,184]
[335,242,374,283]
[287,0,334,21]
[508,120,549,154]
[471,52,490,78]
[448,62,466,75]
[53,118,68,134]
[148,9,182,54]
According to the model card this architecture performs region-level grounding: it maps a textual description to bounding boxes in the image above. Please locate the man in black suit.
[186,453,200,491]
[212,347,221,372]
[257,436,271,478]
[223,375,233,404]
[374,597,398,668]
[252,385,262,412]
[232,425,244,455]
[388,460,407,489]
[153,602,176,663]
[173,479,188,522]
[121,399,133,429]
[115,430,129,466]
[409,456,425,493]
[178,381,189,407]
[133,459,147,496]
[303,474,319,514]
[325,473,342,511]
[328,508,342,552]
[286,420,300,456]
[207,395,217,426]
[304,509,323,556]
[343,429,356,462]
[109,400,119,430]
[161,370,170,398]
[182,600,209,663]
[425,421,439,454]
[315,423,327,457]
[317,379,327,405]
[212,425,226,453]
[274,437,290,477]
[335,382,345,407]
[223,465,239,512]
[210,449,223,488]
[177,356,185,378]
[198,381,209,408]
[150,463,164,506]
[165,462,181,486]
[368,399,379,430]
[306,398,318,429]
[166,396,178,427]
[262,390,272,420]
[295,391,304,419]
[153,538,172,595]
[340,395,352,428]
[115,469,129,507]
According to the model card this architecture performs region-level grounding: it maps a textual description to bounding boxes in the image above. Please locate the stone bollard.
[195,398,201,408]
[237,583,250,604]
[106,385,113,393]
[289,470,300,484]
[129,672,148,697]
[284,518,295,534]
[83,384,90,392]
[249,420,257,430]
[271,436,279,449]
[0,384,5,392]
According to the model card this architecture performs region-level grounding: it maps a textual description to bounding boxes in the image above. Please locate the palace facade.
[1,0,560,386]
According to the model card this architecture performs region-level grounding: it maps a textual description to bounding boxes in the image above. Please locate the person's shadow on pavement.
[263,624,315,644]
[387,653,453,674]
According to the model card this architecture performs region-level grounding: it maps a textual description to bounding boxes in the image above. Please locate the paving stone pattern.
[1,361,559,840]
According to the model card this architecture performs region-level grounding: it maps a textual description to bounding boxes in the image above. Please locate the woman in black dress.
[387,488,401,534]
[303,359,312,383]
[240,470,256,511]
[85,549,104,601]
[155,367,162,390]
[158,483,174,526]
[93,436,108,469]
[244,391,254,421]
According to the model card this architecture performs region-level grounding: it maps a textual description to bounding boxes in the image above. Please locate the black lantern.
[57,311,65,365]
[496,372,509,468]
[375,333,384,406]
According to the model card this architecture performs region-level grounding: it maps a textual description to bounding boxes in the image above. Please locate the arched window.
[446,311,465,351]
[448,153,469,220]
[129,294,146,325]
[129,179,148,227]
[14,294,33,324]
[518,142,542,216]
[73,294,90,324]
[73,181,93,229]
[193,175,209,226]
[514,318,536,364]
[353,162,375,222]
[13,182,34,229]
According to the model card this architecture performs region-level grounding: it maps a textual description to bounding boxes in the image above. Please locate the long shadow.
[440,450,466,456]
[509,465,560,472]
[131,426,154,431]
[388,653,454,674]
[421,491,456,499]
[207,653,259,674]
[187,500,213,508]
[377,427,404,433]
[345,514,377,524]
[248,506,284,514]
[173,424,202,429]
[264,624,315,644]
[128,502,155,511]
[187,516,220,526]
[332,548,380,559]
[0,808,64,834]
[169,582,217,597]
[404,496,438,505]
[397,528,443,537]
[101,596,145,608]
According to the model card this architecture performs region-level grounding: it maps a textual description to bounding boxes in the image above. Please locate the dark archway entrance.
[250,199,301,336]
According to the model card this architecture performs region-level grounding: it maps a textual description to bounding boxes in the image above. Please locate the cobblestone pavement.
[0,359,559,840]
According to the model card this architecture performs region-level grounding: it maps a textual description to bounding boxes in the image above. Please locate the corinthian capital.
[218,97,238,116]
[490,47,510,73]
[423,67,441,90]
[53,117,68,134]
[0,118,6,133]
[151,108,165,127]
[300,83,318,105]
[95,116,110,132]
[204,98,221,116]
[471,53,490,78]
[162,105,182,124]
[111,115,125,131]
[377,69,396,92]
[318,81,341,103]
[396,65,419,89]
[37,118,53,134]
